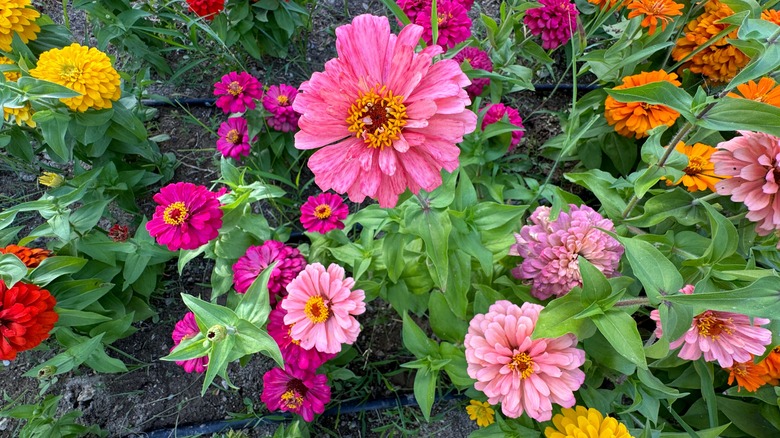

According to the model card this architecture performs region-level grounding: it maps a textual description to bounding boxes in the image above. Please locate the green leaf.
[698,97,780,137]
[233,320,283,367]
[48,279,113,310]
[694,360,718,428]
[533,289,597,340]
[592,310,647,368]
[413,367,437,422]
[201,335,236,396]
[405,206,451,289]
[16,77,81,98]
[619,236,683,304]
[606,81,694,121]
[686,201,738,265]
[0,253,27,288]
[664,276,780,318]
[29,256,88,286]
[54,308,112,327]
[23,333,104,378]
[181,293,239,331]
[428,292,468,343]
[625,189,705,227]
[580,258,612,306]
[565,170,627,219]
[601,134,637,175]
[235,263,275,326]
[402,312,437,358]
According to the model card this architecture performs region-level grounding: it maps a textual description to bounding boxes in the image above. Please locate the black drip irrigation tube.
[141,393,464,437]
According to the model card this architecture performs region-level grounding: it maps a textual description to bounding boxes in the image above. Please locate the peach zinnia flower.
[627,0,684,35]
[0,244,52,268]
[464,300,586,421]
[604,70,681,139]
[282,263,366,354]
[293,14,477,208]
[726,77,780,108]
[727,358,771,392]
[665,142,725,192]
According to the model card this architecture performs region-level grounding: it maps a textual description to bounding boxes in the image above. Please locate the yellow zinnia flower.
[0,0,40,52]
[29,43,121,112]
[545,406,634,438]
[3,102,35,128]
[465,400,495,428]
[1,56,21,82]
[604,70,682,139]
[38,172,64,188]
[665,141,726,192]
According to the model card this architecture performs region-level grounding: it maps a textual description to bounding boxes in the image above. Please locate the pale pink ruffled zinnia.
[293,14,477,208]
[509,205,624,300]
[712,131,780,238]
[282,263,366,354]
[464,300,585,421]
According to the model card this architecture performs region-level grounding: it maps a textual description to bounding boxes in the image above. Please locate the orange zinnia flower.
[727,358,771,392]
[587,0,626,9]
[0,244,52,268]
[726,77,780,107]
[665,142,726,192]
[671,1,749,83]
[627,0,684,35]
[758,347,780,385]
[604,69,682,139]
[762,9,780,26]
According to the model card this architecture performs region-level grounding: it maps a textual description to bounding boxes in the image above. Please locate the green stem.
[614,297,650,307]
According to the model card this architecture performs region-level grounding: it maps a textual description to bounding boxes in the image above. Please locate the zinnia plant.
[170,312,208,373]
[263,84,300,133]
[523,0,579,50]
[216,117,253,160]
[261,366,331,422]
[544,406,633,438]
[146,182,224,251]
[232,240,306,303]
[213,71,263,114]
[299,192,349,234]
[0,281,58,361]
[604,69,682,138]
[480,103,525,152]
[452,47,493,99]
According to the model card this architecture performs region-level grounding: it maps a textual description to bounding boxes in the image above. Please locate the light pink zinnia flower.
[146,182,224,251]
[453,47,493,99]
[293,14,478,208]
[669,310,772,368]
[216,117,253,160]
[524,0,579,50]
[232,241,306,305]
[300,193,349,234]
[481,103,525,152]
[171,312,208,373]
[263,84,300,133]
[509,205,623,300]
[464,300,585,421]
[650,284,695,338]
[282,263,366,354]
[712,131,780,238]
[267,304,335,371]
[213,71,263,114]
[416,0,473,50]
[261,366,331,422]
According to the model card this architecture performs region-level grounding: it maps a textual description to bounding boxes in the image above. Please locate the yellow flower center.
[507,352,534,379]
[228,81,243,96]
[314,204,332,219]
[276,94,289,105]
[685,155,707,175]
[163,202,189,226]
[59,63,81,82]
[226,129,241,144]
[304,296,329,324]
[696,311,732,339]
[281,390,304,409]
[346,85,407,150]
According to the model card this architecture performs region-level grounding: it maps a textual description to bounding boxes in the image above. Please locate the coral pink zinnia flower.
[171,312,208,373]
[232,241,306,304]
[712,131,780,238]
[669,310,772,368]
[146,182,224,251]
[300,193,349,234]
[509,205,624,300]
[293,14,477,208]
[0,281,58,361]
[453,47,493,99]
[216,117,254,160]
[416,0,473,50]
[464,300,585,421]
[282,263,366,354]
[261,366,331,422]
[267,304,336,370]
[213,71,263,114]
[524,0,579,50]
[263,84,300,133]
[481,103,525,152]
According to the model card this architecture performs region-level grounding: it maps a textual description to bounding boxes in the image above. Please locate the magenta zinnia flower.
[669,310,772,368]
[232,241,306,304]
[282,263,366,354]
[213,71,263,114]
[416,0,472,50]
[263,84,300,133]
[267,304,335,371]
[397,0,426,23]
[171,312,208,373]
[293,14,477,208]
[300,193,349,234]
[464,300,585,421]
[261,366,331,422]
[712,131,780,238]
[509,205,623,300]
[216,117,253,160]
[481,103,525,152]
[524,0,579,50]
[146,182,224,251]
[453,47,493,99]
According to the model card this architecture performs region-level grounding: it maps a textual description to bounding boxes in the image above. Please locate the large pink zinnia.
[146,182,223,251]
[416,0,473,50]
[213,71,263,114]
[263,84,300,133]
[261,366,331,422]
[282,263,366,354]
[509,205,623,300]
[171,312,208,373]
[712,131,780,238]
[232,240,306,304]
[669,310,772,368]
[464,300,585,421]
[453,47,493,99]
[293,14,477,208]
[524,0,579,50]
[267,304,335,371]
[481,103,525,152]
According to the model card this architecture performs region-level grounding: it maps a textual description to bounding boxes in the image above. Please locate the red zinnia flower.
[0,281,58,360]
[185,0,224,20]
[108,224,129,242]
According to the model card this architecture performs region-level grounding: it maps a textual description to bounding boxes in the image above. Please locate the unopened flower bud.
[37,365,57,379]
[206,324,227,342]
